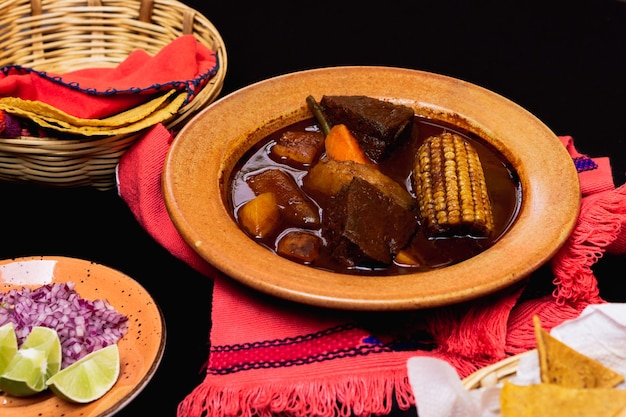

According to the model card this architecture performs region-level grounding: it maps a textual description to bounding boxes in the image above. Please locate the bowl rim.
[163,65,580,311]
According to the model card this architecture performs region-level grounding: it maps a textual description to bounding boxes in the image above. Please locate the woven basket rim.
[1,0,228,133]
[462,349,536,390]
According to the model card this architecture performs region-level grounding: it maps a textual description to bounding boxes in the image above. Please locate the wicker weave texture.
[462,350,535,390]
[0,0,227,190]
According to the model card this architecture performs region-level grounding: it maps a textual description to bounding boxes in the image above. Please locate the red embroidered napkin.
[0,35,218,120]
[117,126,626,417]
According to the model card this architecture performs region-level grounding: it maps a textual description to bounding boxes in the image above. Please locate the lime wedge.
[0,326,62,396]
[0,323,18,375]
[46,344,120,403]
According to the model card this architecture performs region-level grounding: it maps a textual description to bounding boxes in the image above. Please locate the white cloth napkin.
[407,303,626,417]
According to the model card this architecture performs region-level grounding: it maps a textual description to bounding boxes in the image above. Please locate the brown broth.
[229,116,522,276]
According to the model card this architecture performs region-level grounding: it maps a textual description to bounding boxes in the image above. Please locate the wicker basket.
[462,350,536,390]
[0,0,227,190]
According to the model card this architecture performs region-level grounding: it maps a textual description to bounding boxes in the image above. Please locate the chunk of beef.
[271,130,325,166]
[320,95,414,162]
[322,177,418,266]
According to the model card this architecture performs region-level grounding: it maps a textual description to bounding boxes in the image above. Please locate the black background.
[1,0,625,416]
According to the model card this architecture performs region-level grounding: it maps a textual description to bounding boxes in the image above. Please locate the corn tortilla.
[0,90,186,136]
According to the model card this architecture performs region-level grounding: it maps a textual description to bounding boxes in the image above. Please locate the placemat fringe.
[552,183,626,306]
[177,371,413,417]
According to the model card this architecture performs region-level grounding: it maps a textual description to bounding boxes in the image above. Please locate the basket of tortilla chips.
[0,0,226,190]
[462,316,626,416]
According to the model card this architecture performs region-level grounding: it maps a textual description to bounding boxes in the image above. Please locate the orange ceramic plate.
[0,256,165,417]
[163,66,581,311]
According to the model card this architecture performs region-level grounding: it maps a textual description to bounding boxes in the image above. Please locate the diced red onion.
[0,282,129,369]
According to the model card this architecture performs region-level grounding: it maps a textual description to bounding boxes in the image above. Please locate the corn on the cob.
[413,132,494,237]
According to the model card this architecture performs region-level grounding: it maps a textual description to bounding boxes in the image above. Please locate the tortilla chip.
[533,315,624,388]
[500,380,626,417]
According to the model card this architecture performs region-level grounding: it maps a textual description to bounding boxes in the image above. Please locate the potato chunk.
[246,169,320,227]
[237,192,281,238]
[303,156,415,210]
[276,230,322,264]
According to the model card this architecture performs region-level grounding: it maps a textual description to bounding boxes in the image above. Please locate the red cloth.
[0,35,219,120]
[117,126,626,417]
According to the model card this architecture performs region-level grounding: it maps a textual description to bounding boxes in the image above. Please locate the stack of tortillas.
[0,34,219,139]
[0,89,187,137]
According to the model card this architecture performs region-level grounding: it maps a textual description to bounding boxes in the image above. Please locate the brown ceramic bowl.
[162,66,580,311]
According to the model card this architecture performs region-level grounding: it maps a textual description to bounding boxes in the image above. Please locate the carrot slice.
[324,124,370,164]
